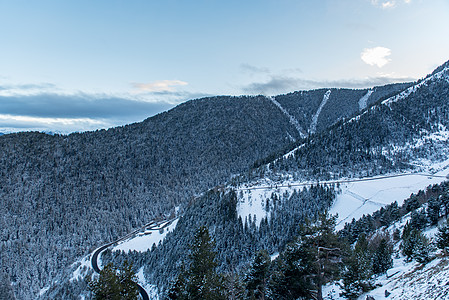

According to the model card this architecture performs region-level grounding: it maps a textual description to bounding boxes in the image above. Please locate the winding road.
[91,219,176,300]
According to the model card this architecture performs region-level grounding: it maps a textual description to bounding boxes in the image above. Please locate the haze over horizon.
[1,0,448,133]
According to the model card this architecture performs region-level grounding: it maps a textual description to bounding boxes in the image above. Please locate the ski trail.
[310,89,331,134]
[358,89,374,110]
[268,96,307,138]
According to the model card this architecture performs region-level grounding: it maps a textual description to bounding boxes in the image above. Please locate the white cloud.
[370,0,397,9]
[361,47,392,68]
[132,80,188,92]
[382,1,396,8]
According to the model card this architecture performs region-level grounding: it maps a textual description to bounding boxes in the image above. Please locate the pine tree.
[88,261,139,300]
[167,226,226,300]
[269,213,341,300]
[427,197,441,226]
[401,229,433,263]
[371,238,393,274]
[436,222,449,254]
[244,249,271,299]
[340,234,375,300]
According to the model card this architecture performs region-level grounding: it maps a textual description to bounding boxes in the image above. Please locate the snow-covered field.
[331,171,449,230]
[237,162,449,230]
[113,218,178,253]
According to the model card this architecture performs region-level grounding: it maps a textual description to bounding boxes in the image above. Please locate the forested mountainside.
[252,61,449,182]
[0,95,299,299]
[274,82,411,134]
[0,83,408,299]
[80,61,449,299]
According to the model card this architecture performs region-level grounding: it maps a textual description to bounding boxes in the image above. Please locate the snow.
[237,188,272,227]
[237,181,302,226]
[361,228,449,300]
[324,216,449,300]
[70,255,92,282]
[268,96,307,138]
[358,89,373,110]
[136,267,160,300]
[38,286,50,297]
[332,171,449,231]
[112,219,178,253]
[238,161,449,230]
[310,89,331,134]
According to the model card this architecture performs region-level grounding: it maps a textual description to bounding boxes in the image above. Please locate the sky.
[0,0,448,133]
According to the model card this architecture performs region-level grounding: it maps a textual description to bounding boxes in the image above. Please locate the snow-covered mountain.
[2,60,449,299]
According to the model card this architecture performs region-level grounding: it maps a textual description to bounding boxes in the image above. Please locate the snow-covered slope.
[324,211,449,300]
[331,169,449,230]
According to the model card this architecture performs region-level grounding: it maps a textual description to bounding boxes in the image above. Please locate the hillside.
[1,84,406,299]
[2,59,448,299]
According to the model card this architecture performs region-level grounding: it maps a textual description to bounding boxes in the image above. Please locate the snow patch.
[38,286,50,297]
[358,89,373,110]
[310,90,331,134]
[70,255,92,282]
[268,96,307,138]
[237,182,300,227]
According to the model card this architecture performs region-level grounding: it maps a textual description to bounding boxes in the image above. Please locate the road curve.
[90,219,176,300]
[91,242,149,300]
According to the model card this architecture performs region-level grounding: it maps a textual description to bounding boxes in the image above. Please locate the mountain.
[1,60,448,299]
[64,60,449,298]
[1,85,405,299]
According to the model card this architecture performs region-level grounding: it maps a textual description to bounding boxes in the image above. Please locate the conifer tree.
[436,222,449,254]
[88,261,139,300]
[401,229,433,263]
[167,226,225,300]
[269,213,341,300]
[341,234,374,300]
[371,238,393,274]
[244,249,271,299]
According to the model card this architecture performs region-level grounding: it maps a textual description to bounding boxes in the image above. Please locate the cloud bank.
[0,93,175,134]
[242,74,414,95]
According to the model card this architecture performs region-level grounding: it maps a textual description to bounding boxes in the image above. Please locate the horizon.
[1,0,448,133]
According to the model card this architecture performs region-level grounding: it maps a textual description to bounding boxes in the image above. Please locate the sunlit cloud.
[0,114,107,134]
[382,1,396,8]
[132,80,188,92]
[361,47,392,68]
[370,0,410,9]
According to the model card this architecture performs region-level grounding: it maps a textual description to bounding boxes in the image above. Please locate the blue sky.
[0,0,448,133]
